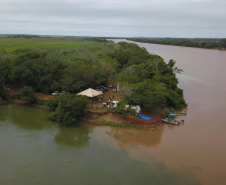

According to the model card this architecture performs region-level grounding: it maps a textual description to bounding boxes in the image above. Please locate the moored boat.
[162,118,180,125]
[175,112,187,115]
[169,111,187,116]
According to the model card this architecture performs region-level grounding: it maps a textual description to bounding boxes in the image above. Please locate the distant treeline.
[0,34,106,41]
[6,34,41,38]
[128,38,226,49]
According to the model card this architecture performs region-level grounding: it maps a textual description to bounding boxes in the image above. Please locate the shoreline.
[9,98,164,128]
[126,39,226,51]
[6,87,164,128]
[83,109,163,127]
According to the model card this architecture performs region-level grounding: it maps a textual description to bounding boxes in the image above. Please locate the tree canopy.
[0,38,187,114]
[47,93,89,126]
[17,86,38,104]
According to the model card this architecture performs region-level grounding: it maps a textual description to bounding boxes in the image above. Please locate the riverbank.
[126,38,226,51]
[6,88,51,109]
[0,97,7,105]
[6,87,163,128]
[84,109,163,127]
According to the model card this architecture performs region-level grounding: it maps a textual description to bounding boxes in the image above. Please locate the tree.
[166,89,187,109]
[17,86,38,104]
[47,94,89,126]
[125,81,168,111]
[219,39,226,49]
[62,61,97,93]
[0,57,11,100]
[113,100,136,115]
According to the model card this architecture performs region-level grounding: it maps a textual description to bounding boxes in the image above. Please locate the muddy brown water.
[1,40,226,185]
[110,39,226,185]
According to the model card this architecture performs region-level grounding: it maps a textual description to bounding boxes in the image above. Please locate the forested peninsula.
[0,37,186,125]
[128,38,226,49]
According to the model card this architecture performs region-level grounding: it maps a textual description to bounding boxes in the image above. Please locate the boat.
[169,112,187,116]
[175,112,187,115]
[162,118,180,125]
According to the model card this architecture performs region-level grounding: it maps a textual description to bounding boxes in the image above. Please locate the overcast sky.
[0,0,225,38]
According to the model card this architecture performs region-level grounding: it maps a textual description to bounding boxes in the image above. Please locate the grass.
[102,121,156,131]
[0,36,96,51]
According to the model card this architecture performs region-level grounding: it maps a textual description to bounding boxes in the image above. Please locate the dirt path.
[6,87,53,100]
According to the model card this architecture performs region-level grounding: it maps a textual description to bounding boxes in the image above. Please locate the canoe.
[162,118,180,125]
[175,112,187,115]
[169,112,187,116]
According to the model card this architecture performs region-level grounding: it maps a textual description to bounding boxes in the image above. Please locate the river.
[1,41,226,185]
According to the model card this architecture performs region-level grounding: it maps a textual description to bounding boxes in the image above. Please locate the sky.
[0,0,226,38]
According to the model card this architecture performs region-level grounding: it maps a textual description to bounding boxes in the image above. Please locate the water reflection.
[0,104,91,148]
[110,39,226,185]
[107,127,163,147]
[0,105,8,122]
[0,105,202,185]
[6,104,52,130]
[54,125,90,147]
[102,126,202,185]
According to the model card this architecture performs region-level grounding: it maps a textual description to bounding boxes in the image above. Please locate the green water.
[0,104,201,185]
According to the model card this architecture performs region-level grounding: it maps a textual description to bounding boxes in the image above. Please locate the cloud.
[0,0,225,37]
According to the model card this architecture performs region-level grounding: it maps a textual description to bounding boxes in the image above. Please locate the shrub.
[47,94,89,126]
[17,86,37,104]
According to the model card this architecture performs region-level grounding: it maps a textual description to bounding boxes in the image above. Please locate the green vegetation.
[0,37,187,124]
[111,42,187,111]
[128,38,226,49]
[0,36,96,51]
[113,101,136,115]
[0,97,6,105]
[0,38,114,94]
[47,93,89,126]
[0,83,6,103]
[0,49,8,102]
[17,86,38,104]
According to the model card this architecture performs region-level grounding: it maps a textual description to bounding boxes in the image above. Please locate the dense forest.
[128,38,226,49]
[0,38,186,115]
